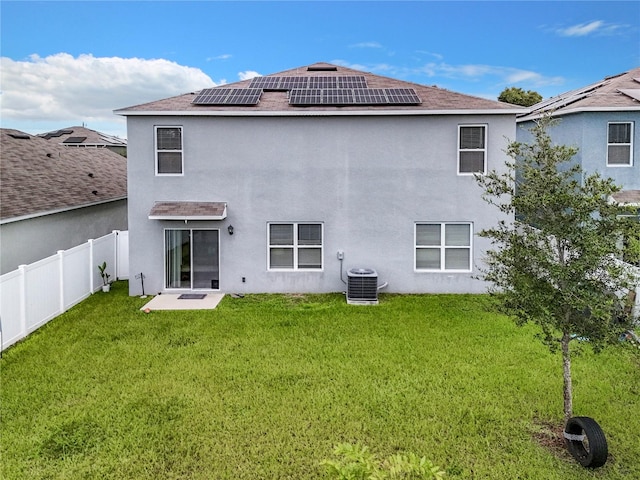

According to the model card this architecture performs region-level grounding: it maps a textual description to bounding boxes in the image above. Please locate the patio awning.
[148,201,227,220]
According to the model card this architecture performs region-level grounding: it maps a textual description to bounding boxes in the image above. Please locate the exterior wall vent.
[347,268,378,305]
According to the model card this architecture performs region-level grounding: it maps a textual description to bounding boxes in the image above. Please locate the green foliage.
[475,114,638,422]
[321,443,445,480]
[2,284,639,479]
[619,216,640,266]
[475,114,635,353]
[498,86,542,106]
[97,261,111,285]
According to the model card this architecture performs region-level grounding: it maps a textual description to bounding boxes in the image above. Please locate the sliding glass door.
[165,229,219,290]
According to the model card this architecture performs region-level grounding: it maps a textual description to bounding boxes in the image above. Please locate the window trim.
[155,125,184,176]
[457,124,487,175]
[414,222,473,272]
[607,121,634,167]
[267,222,324,271]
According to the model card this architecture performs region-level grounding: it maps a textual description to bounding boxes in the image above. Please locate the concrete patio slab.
[140,293,225,311]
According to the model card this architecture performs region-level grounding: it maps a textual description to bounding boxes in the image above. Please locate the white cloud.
[557,20,604,37]
[415,62,564,88]
[0,53,216,137]
[238,70,261,81]
[556,20,627,37]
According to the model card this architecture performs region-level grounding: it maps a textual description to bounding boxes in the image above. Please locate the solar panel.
[289,88,421,106]
[248,76,368,91]
[278,77,310,89]
[63,136,87,143]
[338,76,368,88]
[289,89,322,105]
[353,88,388,104]
[248,76,282,89]
[322,89,355,105]
[192,88,262,105]
[383,88,422,105]
[309,77,338,89]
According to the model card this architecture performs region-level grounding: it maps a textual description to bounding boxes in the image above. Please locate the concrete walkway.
[140,293,225,311]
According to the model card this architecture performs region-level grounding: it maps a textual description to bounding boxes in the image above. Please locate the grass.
[1,281,639,479]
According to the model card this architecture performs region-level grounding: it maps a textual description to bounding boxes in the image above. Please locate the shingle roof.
[115,62,523,115]
[148,201,227,220]
[519,67,640,121]
[1,129,127,221]
[38,126,127,146]
[611,190,640,206]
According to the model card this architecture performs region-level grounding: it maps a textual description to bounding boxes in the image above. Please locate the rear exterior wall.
[127,114,515,295]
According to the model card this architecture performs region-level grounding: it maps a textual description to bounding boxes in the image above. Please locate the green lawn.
[2,281,639,479]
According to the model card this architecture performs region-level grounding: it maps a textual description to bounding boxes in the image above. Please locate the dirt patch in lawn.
[532,418,571,460]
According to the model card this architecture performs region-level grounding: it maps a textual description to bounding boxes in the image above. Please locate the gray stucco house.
[517,67,640,205]
[0,129,127,274]
[116,62,524,297]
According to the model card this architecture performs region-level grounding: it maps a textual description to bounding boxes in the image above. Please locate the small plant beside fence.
[0,231,128,351]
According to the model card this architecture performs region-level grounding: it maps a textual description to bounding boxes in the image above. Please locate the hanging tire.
[564,416,608,468]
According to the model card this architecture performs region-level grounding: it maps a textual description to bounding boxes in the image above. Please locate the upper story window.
[458,125,487,175]
[415,222,472,272]
[607,122,633,166]
[155,126,183,175]
[268,223,323,270]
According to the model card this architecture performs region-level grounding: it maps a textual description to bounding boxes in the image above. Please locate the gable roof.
[116,62,524,116]
[38,126,127,147]
[1,129,127,222]
[519,67,640,121]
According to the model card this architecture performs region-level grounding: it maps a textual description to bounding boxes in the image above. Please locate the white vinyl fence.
[0,230,128,352]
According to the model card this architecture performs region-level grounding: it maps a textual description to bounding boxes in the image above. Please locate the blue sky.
[1,1,639,138]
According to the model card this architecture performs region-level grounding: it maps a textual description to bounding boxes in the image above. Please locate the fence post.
[18,264,27,343]
[58,250,65,312]
[89,239,95,294]
[113,230,119,280]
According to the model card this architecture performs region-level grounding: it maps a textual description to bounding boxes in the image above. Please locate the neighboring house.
[517,67,640,206]
[39,126,127,156]
[116,62,524,297]
[0,129,127,274]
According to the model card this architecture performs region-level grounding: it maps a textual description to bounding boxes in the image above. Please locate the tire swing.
[564,416,608,468]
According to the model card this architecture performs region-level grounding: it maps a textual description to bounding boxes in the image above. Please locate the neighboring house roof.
[611,190,640,206]
[519,67,640,121]
[1,129,127,222]
[115,62,524,116]
[38,126,127,147]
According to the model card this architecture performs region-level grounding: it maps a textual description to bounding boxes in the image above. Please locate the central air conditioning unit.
[347,268,378,305]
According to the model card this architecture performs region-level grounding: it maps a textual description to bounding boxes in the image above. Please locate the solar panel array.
[249,75,367,90]
[192,88,263,105]
[289,88,421,106]
[192,76,422,106]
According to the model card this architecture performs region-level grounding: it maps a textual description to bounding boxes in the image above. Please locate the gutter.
[1,196,127,225]
[115,108,528,117]
[518,106,640,123]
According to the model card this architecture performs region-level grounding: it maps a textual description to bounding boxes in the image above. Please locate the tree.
[498,87,542,107]
[475,115,636,423]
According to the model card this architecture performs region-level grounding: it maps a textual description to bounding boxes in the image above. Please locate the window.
[415,222,472,271]
[607,122,633,166]
[268,223,323,270]
[458,125,487,174]
[155,126,183,174]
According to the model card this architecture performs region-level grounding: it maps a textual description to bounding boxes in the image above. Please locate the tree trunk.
[561,331,573,424]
